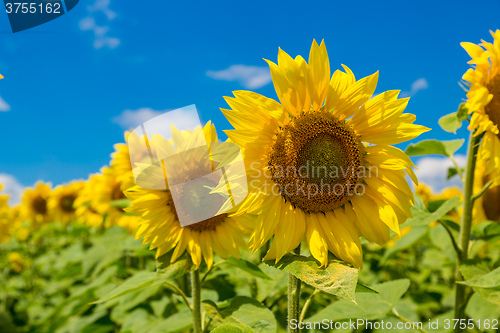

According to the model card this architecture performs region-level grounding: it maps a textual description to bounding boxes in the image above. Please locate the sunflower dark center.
[486,74,500,138]
[167,161,228,232]
[60,194,77,213]
[268,111,365,213]
[187,213,228,232]
[32,196,47,215]
[112,183,125,201]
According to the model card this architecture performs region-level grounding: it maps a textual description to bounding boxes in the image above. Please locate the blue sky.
[1,0,499,202]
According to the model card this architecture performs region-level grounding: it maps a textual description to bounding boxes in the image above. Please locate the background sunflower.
[125,122,255,268]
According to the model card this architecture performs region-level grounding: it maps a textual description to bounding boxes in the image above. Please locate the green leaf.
[220,296,277,333]
[458,266,500,288]
[460,263,500,305]
[264,254,359,302]
[223,257,272,280]
[355,283,379,294]
[403,197,461,227]
[92,272,157,304]
[156,252,196,281]
[473,222,500,242]
[405,139,465,157]
[211,323,253,333]
[447,167,465,180]
[203,300,225,327]
[457,103,469,121]
[109,198,131,208]
[439,112,463,134]
[380,226,429,264]
[466,293,500,321]
[119,309,155,333]
[149,307,193,333]
[307,279,411,322]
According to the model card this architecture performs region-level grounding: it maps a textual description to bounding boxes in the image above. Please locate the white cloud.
[0,96,10,112]
[414,154,466,192]
[206,65,272,89]
[113,108,166,129]
[0,173,24,205]
[88,0,117,20]
[79,0,120,49]
[112,106,202,140]
[401,78,429,98]
[94,37,120,49]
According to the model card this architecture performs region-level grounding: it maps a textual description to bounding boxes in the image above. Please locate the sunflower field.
[1,31,500,333]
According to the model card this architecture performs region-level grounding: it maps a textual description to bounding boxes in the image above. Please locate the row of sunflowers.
[1,32,500,332]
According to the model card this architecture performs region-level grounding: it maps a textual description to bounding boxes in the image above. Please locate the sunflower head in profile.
[20,182,52,229]
[125,122,254,269]
[48,181,84,225]
[474,157,500,224]
[222,40,429,268]
[462,29,500,186]
[74,174,105,228]
[110,131,137,192]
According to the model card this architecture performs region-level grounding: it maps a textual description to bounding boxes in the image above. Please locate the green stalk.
[288,246,301,333]
[454,131,481,332]
[191,270,202,333]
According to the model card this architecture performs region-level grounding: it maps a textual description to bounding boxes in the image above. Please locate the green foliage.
[93,272,158,304]
[405,139,465,158]
[222,257,272,280]
[380,226,430,264]
[306,279,410,321]
[2,186,500,333]
[438,104,468,134]
[109,199,132,209]
[211,323,253,333]
[460,264,500,304]
[404,197,461,227]
[265,254,360,302]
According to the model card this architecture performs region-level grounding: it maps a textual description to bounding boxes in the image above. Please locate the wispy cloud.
[401,78,429,98]
[414,154,466,192]
[206,65,271,89]
[0,96,10,112]
[79,0,120,49]
[112,107,203,142]
[88,0,117,20]
[112,108,165,129]
[0,173,24,205]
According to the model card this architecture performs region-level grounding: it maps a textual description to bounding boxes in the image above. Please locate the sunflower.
[48,181,84,225]
[8,252,24,273]
[473,157,500,223]
[110,131,137,191]
[75,168,138,232]
[125,122,254,268]
[222,40,429,268]
[20,182,52,229]
[74,174,105,228]
[462,30,500,186]
[0,184,13,243]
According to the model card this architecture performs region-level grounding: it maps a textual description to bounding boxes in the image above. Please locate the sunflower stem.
[299,289,320,322]
[191,270,202,333]
[453,131,481,332]
[288,245,301,333]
